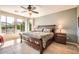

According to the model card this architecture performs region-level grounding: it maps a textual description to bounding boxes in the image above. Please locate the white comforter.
[23,32,54,48]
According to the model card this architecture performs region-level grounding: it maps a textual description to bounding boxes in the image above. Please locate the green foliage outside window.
[17,22,25,31]
[29,22,32,31]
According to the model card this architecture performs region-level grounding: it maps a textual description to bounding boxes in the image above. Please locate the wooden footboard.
[19,33,54,54]
[27,37,44,54]
[20,34,44,54]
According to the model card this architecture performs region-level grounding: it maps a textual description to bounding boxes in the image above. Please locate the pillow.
[33,28,43,32]
[43,28,51,32]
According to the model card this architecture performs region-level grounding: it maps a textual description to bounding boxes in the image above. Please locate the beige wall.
[35,8,77,43]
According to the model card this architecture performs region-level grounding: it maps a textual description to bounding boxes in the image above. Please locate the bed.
[19,25,56,54]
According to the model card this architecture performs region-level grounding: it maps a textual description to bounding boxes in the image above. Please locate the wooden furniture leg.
[19,34,22,43]
[40,39,43,54]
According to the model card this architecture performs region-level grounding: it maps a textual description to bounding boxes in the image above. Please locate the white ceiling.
[0,5,77,18]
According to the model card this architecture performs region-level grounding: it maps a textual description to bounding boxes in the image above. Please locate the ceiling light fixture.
[28,10,32,17]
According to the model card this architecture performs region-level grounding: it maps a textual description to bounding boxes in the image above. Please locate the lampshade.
[58,24,63,29]
[57,24,63,33]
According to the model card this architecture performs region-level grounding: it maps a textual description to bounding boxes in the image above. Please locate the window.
[1,16,6,33]
[6,17,15,33]
[28,19,33,31]
[16,19,25,32]
[0,16,25,33]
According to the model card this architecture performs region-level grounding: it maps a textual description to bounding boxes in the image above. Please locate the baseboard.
[67,42,79,49]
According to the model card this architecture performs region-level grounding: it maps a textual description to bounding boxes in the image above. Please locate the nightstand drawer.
[56,34,66,37]
[55,37,66,40]
[55,38,66,44]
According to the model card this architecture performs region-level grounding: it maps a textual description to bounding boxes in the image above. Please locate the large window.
[0,16,25,33]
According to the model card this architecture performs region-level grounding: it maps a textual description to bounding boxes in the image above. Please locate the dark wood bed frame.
[20,25,56,54]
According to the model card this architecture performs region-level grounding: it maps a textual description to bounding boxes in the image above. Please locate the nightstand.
[55,33,67,44]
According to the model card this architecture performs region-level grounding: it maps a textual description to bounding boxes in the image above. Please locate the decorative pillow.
[33,28,43,32]
[43,28,51,32]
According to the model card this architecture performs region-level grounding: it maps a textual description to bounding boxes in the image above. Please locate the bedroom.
[0,5,79,54]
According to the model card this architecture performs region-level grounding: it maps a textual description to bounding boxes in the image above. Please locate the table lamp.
[58,24,63,33]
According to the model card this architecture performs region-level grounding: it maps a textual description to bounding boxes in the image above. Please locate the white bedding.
[22,32,54,48]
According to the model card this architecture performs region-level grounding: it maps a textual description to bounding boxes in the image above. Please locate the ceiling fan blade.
[32,7,36,10]
[20,6,27,10]
[21,11,27,13]
[32,11,39,14]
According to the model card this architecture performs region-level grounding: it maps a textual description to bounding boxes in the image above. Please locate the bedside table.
[55,33,67,44]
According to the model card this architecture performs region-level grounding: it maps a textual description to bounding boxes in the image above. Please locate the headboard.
[37,25,56,33]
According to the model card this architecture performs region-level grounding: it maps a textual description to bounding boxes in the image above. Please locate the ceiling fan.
[20,5,39,14]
